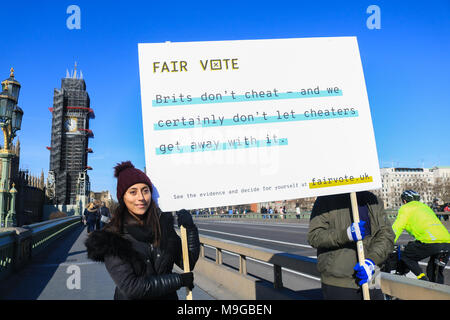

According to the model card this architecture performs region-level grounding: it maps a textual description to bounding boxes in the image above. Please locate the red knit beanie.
[114,161,152,201]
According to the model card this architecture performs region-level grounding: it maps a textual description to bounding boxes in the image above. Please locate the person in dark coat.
[94,201,102,230]
[98,201,112,229]
[83,203,98,234]
[308,191,394,300]
[84,161,200,300]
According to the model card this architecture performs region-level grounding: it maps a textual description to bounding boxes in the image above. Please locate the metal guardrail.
[198,233,319,289]
[191,232,450,300]
[380,272,450,300]
[0,216,81,281]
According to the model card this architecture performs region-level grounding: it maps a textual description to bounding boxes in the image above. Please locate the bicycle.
[381,244,448,299]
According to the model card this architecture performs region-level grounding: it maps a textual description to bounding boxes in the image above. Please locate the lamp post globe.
[0,89,15,122]
[1,68,21,103]
[11,105,23,134]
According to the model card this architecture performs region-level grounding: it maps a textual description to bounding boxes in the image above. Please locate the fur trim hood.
[84,230,139,263]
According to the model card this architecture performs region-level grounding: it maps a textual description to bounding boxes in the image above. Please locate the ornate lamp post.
[0,68,23,227]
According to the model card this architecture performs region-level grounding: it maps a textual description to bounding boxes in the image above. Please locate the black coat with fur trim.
[84,211,199,300]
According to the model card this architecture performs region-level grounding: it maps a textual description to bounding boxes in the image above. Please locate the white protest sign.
[138,37,381,212]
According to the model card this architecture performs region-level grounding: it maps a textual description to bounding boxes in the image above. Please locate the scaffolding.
[47,70,93,205]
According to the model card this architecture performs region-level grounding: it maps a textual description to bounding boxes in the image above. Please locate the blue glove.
[346,221,367,241]
[354,259,375,285]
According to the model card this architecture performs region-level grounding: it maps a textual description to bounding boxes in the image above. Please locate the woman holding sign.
[308,191,395,300]
[85,161,200,300]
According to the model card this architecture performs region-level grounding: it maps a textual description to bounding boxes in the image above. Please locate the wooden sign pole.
[180,226,193,300]
[350,192,370,300]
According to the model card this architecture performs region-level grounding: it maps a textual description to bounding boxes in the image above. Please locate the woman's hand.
[176,209,195,229]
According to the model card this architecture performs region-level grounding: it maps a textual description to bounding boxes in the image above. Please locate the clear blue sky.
[1,0,449,199]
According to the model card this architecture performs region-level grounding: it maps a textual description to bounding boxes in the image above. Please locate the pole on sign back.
[350,192,370,300]
[180,225,193,300]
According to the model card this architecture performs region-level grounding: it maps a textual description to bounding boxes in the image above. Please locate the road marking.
[198,228,313,249]
[250,258,321,281]
[196,220,309,229]
[197,222,308,234]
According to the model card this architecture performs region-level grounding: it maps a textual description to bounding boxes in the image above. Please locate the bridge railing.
[380,272,450,300]
[184,231,450,300]
[0,230,16,281]
[0,216,82,281]
[198,233,319,288]
[26,216,81,256]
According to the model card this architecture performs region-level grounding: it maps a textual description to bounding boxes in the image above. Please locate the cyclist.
[392,190,450,283]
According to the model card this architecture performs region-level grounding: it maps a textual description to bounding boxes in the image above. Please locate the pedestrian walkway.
[0,224,216,300]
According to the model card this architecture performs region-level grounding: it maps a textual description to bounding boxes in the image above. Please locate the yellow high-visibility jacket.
[393,201,450,243]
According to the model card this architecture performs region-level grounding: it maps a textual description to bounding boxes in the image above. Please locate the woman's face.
[123,183,151,215]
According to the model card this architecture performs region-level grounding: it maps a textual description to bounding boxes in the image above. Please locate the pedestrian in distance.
[84,161,200,300]
[308,191,395,300]
[82,203,89,226]
[83,202,98,234]
[392,190,450,283]
[99,201,112,229]
[430,198,442,220]
[93,200,102,230]
[443,204,450,222]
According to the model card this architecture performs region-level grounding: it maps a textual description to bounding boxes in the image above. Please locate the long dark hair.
[106,197,162,247]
